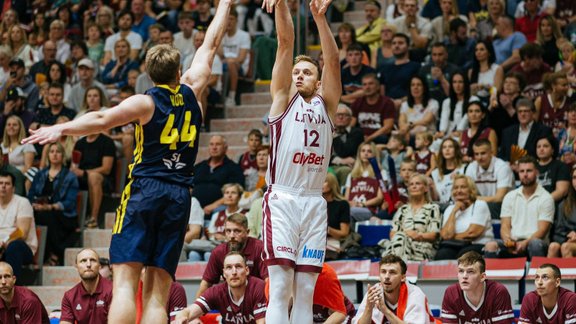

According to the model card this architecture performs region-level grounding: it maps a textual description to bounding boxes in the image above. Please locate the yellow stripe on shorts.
[113,179,134,234]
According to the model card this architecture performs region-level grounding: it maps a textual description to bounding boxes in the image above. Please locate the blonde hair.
[451,174,478,202]
[44,142,67,167]
[2,115,25,148]
[325,172,344,201]
[7,25,28,49]
[350,142,381,178]
[81,86,109,112]
[408,173,432,202]
[294,55,320,80]
[145,44,181,84]
[415,131,433,145]
[221,183,244,196]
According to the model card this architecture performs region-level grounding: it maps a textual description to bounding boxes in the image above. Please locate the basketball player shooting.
[260,0,341,322]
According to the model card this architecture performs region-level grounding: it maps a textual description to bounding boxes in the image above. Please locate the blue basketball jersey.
[130,85,202,187]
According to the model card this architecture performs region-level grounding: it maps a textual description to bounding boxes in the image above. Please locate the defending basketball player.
[260,0,341,322]
[22,0,233,322]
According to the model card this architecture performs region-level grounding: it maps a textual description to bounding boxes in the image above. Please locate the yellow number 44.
[160,112,197,150]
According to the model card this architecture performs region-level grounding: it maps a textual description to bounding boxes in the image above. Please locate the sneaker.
[225,97,236,107]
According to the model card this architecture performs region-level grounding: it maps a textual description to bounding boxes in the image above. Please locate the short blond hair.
[145,44,181,84]
[451,174,478,202]
[294,55,320,79]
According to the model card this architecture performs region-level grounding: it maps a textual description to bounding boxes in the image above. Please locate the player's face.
[76,250,101,280]
[256,149,268,169]
[292,61,320,98]
[379,263,405,294]
[225,221,248,250]
[223,186,241,206]
[534,268,560,297]
[223,255,248,288]
[518,162,537,187]
[473,144,492,169]
[0,264,15,297]
[457,263,485,292]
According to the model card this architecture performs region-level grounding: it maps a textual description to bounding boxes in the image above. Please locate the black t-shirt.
[341,65,376,95]
[538,159,570,193]
[327,199,350,230]
[74,134,116,171]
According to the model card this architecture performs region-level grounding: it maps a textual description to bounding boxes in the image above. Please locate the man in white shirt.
[392,0,433,50]
[0,171,37,279]
[465,138,514,219]
[174,12,197,60]
[484,155,554,259]
[218,9,251,107]
[103,11,143,64]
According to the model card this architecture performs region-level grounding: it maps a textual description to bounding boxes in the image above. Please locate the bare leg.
[141,266,172,324]
[88,171,104,223]
[108,262,143,323]
[547,242,561,257]
[561,242,576,258]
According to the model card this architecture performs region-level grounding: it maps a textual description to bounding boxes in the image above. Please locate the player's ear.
[481,272,486,282]
[401,274,406,283]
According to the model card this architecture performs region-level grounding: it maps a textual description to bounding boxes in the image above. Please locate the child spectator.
[379,134,413,181]
[413,131,436,176]
[238,129,263,176]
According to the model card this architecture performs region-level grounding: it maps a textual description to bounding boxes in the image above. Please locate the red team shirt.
[519,287,576,324]
[194,277,267,323]
[202,237,268,284]
[60,275,113,324]
[441,280,514,324]
[0,286,50,324]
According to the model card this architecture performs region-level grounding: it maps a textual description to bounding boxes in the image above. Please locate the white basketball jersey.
[266,94,334,193]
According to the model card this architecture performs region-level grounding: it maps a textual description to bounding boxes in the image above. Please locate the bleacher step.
[240,92,272,105]
[210,118,264,132]
[64,247,110,266]
[29,286,72,312]
[42,266,80,286]
[343,10,366,21]
[83,229,112,248]
[226,104,269,119]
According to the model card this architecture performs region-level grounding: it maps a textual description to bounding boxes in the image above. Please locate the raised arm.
[181,0,233,116]
[313,0,341,117]
[23,95,155,145]
[269,0,295,117]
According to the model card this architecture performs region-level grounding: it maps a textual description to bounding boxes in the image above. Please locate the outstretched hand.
[310,0,332,16]
[22,126,63,145]
[261,0,278,14]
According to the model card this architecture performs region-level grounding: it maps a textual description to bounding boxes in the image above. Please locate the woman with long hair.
[536,135,570,203]
[344,142,384,222]
[0,9,20,41]
[77,86,109,118]
[39,116,75,169]
[558,103,576,166]
[437,72,478,140]
[28,142,79,266]
[535,72,571,137]
[436,174,493,259]
[1,116,36,174]
[431,0,468,43]
[47,62,71,105]
[336,23,369,67]
[399,76,440,139]
[473,0,505,41]
[85,22,104,65]
[548,167,576,258]
[431,138,466,205]
[28,11,48,48]
[95,6,115,38]
[384,173,441,261]
[7,25,36,71]
[468,40,503,107]
[370,23,396,70]
[536,15,563,67]
[323,172,351,259]
[101,39,139,91]
[460,101,498,162]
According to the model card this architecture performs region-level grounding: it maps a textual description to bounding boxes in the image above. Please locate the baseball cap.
[9,58,25,68]
[6,87,26,101]
[78,58,95,69]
